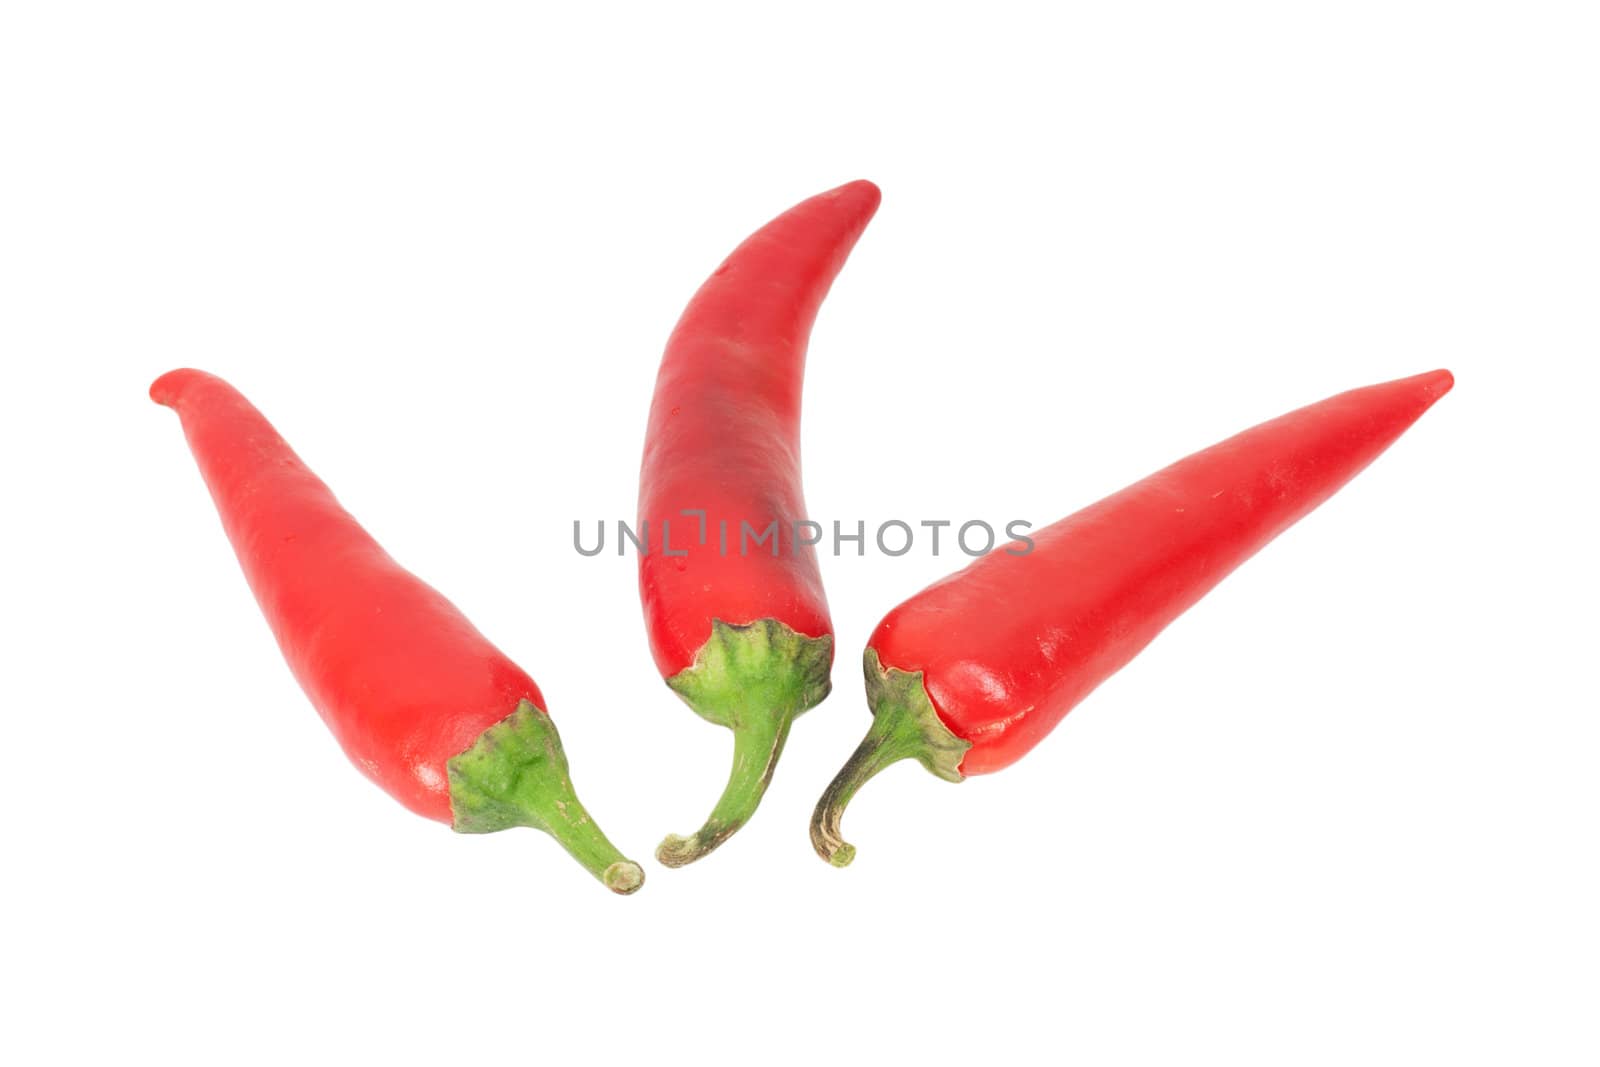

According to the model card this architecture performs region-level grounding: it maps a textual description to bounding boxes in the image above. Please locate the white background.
[3,3,1596,1064]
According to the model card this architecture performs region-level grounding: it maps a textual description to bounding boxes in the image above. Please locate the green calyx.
[809,649,970,868]
[656,618,833,868]
[449,701,644,895]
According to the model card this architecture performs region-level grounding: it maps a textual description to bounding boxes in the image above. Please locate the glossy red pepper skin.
[639,179,879,673]
[813,369,1453,865]
[153,369,643,893]
[639,180,880,865]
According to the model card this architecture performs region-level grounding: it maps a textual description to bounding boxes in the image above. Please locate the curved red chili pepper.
[153,369,643,893]
[639,180,880,865]
[812,369,1454,866]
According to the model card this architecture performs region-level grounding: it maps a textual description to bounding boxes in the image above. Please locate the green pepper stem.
[809,713,915,867]
[655,619,833,867]
[810,650,973,868]
[449,701,644,895]
[657,709,794,867]
[514,779,645,894]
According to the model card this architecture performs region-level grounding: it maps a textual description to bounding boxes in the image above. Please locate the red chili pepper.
[153,370,644,893]
[811,369,1454,866]
[639,180,881,866]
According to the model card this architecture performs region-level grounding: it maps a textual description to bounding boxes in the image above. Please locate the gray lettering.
[1004,520,1035,556]
[573,520,604,557]
[793,520,823,550]
[618,519,648,556]
[876,520,913,557]
[662,519,688,557]
[958,519,995,556]
[834,520,866,556]
[742,520,780,556]
[680,508,708,544]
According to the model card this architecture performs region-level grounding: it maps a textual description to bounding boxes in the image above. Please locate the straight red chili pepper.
[639,180,880,866]
[811,369,1454,866]
[153,370,643,893]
